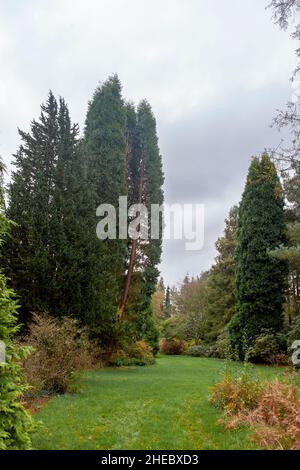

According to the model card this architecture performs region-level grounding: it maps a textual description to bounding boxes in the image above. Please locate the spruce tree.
[5,92,59,323]
[49,98,87,320]
[5,93,86,324]
[229,154,288,360]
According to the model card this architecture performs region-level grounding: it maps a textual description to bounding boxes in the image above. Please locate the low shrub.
[159,338,187,355]
[131,340,154,361]
[185,344,213,357]
[23,314,98,395]
[209,366,263,414]
[184,332,231,359]
[288,315,300,346]
[0,264,34,449]
[244,381,300,450]
[246,329,287,364]
[214,330,232,359]
[210,368,300,449]
[108,340,155,367]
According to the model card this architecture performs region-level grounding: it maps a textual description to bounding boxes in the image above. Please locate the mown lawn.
[31,355,284,450]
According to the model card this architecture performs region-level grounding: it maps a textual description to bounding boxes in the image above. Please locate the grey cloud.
[0,0,296,285]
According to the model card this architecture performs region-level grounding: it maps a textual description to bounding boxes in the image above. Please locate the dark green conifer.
[229,154,288,360]
[83,75,127,340]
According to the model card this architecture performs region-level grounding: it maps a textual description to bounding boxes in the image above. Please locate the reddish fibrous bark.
[118,149,145,320]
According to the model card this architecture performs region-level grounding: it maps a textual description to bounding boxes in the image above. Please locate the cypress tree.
[229,154,288,360]
[119,100,164,351]
[163,285,171,319]
[83,75,127,340]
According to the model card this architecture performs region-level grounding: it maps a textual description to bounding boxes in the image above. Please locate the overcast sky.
[0,0,296,286]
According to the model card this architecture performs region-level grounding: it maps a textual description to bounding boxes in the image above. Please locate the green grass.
[31,355,284,450]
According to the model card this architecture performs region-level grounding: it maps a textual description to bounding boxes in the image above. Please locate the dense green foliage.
[229,154,288,360]
[5,93,87,324]
[4,76,163,353]
[0,176,33,449]
[271,162,300,324]
[83,76,128,341]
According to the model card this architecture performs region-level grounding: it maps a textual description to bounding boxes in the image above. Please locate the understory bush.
[209,367,263,414]
[160,316,186,342]
[0,275,34,449]
[288,315,300,346]
[108,340,155,366]
[185,332,231,359]
[185,344,214,357]
[159,338,187,355]
[210,367,300,450]
[214,330,232,358]
[23,314,98,394]
[246,329,287,365]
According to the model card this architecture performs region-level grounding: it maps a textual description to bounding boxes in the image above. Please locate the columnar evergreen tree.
[229,154,288,360]
[83,75,128,339]
[119,100,164,351]
[163,286,171,319]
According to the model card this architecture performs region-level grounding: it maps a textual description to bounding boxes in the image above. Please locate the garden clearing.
[32,355,284,450]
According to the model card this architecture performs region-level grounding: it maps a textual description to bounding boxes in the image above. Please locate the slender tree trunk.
[118,149,145,320]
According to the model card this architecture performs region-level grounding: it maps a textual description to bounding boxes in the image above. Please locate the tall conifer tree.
[83,75,127,339]
[6,92,59,322]
[229,154,287,360]
[119,100,164,351]
[5,93,85,323]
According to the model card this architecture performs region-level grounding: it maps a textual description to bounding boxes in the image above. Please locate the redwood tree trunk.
[118,149,145,320]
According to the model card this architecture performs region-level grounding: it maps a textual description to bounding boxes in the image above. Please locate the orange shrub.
[209,368,263,414]
[241,381,300,450]
[210,369,300,450]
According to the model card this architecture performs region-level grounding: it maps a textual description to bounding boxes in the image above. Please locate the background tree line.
[156,153,299,363]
